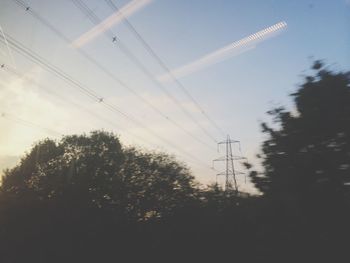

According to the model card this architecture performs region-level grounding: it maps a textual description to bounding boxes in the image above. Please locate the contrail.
[157,21,287,82]
[0,24,17,69]
[72,0,153,48]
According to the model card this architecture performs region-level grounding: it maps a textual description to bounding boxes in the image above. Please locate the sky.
[0,0,349,192]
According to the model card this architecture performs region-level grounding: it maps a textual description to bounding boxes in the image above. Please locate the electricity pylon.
[213,135,245,193]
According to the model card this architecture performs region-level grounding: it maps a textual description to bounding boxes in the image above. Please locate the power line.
[0,111,63,137]
[1,110,215,173]
[104,0,227,138]
[0,62,148,143]
[70,0,219,143]
[0,64,193,158]
[0,33,212,169]
[11,0,215,151]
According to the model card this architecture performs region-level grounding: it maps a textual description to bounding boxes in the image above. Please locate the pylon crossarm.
[218,140,240,145]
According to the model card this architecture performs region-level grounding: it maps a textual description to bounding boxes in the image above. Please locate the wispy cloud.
[157,21,287,83]
[0,66,67,155]
[72,0,153,48]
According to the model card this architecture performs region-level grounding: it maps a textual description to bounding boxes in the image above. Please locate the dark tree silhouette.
[248,62,350,261]
[251,62,350,203]
[1,131,196,219]
[0,131,197,262]
[0,131,263,263]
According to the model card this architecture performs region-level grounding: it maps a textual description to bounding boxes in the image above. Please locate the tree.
[1,131,196,220]
[251,62,350,203]
[248,62,350,260]
[0,131,198,262]
[120,148,197,220]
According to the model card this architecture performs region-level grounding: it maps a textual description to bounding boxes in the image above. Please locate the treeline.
[0,62,350,262]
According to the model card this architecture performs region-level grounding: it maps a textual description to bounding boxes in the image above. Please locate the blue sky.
[0,0,349,191]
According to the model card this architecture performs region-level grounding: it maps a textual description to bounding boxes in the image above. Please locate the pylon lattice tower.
[213,135,245,193]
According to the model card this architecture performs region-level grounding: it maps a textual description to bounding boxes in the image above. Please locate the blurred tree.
[247,62,350,260]
[251,62,350,205]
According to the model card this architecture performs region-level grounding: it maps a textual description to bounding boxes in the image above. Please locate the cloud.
[157,21,287,83]
[0,66,219,184]
[71,0,153,48]
[0,66,68,156]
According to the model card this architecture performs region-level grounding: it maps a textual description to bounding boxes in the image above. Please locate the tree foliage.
[251,62,350,206]
[0,130,262,262]
[0,131,196,221]
[246,62,350,260]
[0,131,202,262]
